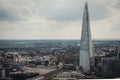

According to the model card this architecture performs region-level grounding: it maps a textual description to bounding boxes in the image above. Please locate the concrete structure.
[79,1,94,73]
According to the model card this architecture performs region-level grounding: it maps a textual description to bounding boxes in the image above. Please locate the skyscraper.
[79,1,94,73]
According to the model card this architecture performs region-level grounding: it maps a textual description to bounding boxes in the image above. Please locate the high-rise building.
[79,1,94,73]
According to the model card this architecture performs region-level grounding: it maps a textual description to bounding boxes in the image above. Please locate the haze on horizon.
[0,0,120,40]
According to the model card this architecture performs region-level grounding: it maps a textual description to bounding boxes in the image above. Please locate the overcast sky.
[0,0,119,40]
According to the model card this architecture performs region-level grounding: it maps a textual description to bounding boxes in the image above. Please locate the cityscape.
[0,40,120,80]
[0,0,120,80]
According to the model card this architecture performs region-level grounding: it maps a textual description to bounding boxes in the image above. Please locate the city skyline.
[0,0,120,40]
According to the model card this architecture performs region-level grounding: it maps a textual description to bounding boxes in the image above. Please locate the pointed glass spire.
[79,1,94,73]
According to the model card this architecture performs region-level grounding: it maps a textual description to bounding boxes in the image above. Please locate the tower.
[79,1,94,73]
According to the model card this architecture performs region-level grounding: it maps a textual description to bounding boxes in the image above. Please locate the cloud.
[0,0,113,22]
[36,0,83,22]
[0,7,17,21]
[0,0,82,22]
[111,0,120,9]
[0,0,119,39]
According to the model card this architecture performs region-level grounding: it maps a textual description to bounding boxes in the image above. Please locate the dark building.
[101,57,120,78]
[0,68,12,80]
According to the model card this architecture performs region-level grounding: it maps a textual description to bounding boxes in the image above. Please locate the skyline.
[0,0,120,40]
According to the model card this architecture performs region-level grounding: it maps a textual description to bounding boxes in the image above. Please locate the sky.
[0,0,120,40]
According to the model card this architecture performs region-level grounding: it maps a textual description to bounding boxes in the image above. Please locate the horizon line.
[0,39,119,40]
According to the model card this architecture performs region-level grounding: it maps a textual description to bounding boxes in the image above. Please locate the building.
[0,68,12,80]
[101,57,120,78]
[79,1,94,73]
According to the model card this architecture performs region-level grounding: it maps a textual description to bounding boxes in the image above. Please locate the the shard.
[79,1,94,73]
